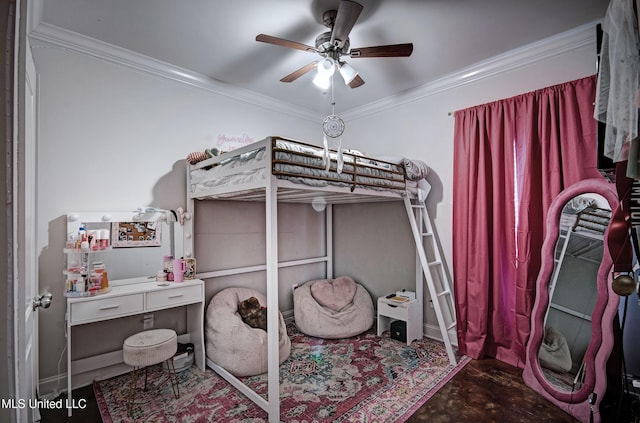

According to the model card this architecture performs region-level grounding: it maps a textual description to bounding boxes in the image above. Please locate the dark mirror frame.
[522,178,620,423]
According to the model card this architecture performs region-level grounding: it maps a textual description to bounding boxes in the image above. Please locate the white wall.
[32,45,320,392]
[193,200,328,310]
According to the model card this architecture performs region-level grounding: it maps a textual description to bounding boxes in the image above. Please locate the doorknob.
[33,292,53,310]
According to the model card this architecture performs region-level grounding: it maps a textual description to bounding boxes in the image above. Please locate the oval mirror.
[523,178,620,423]
[539,194,609,391]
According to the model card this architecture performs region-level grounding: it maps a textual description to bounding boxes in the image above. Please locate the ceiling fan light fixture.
[338,62,358,85]
[317,57,336,76]
[312,72,331,90]
[256,1,412,90]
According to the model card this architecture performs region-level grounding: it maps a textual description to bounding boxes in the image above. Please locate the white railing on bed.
[188,135,411,204]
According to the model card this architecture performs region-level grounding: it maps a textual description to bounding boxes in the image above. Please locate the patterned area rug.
[95,324,470,422]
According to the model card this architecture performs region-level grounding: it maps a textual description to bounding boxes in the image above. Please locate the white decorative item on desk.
[63,247,112,297]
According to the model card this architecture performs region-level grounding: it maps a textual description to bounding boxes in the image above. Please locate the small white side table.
[377,297,422,345]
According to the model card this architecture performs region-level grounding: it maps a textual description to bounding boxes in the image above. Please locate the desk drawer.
[146,285,202,310]
[70,294,144,324]
[377,300,409,320]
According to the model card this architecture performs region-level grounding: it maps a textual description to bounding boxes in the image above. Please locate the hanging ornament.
[322,133,331,171]
[322,114,345,138]
[321,74,345,173]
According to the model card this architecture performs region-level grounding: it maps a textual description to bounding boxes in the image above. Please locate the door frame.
[0,1,17,418]
[3,0,40,421]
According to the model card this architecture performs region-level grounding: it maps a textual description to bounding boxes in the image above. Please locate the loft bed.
[184,135,451,423]
[188,135,431,203]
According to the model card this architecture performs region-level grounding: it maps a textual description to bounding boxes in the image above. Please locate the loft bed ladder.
[548,220,572,309]
[403,196,457,365]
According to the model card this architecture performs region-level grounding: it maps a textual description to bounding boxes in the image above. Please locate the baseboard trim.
[424,323,458,347]
[38,374,66,400]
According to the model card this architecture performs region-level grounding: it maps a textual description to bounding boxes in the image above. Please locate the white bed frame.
[184,136,456,423]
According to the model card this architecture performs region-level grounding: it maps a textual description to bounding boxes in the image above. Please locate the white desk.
[65,277,205,416]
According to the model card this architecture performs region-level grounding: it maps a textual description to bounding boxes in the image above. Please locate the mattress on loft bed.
[189,137,428,197]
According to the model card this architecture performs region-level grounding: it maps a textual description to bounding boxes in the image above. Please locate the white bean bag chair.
[294,276,374,339]
[206,287,291,377]
[539,326,572,373]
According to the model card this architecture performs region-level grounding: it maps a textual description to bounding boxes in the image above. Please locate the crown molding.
[342,20,600,121]
[28,0,44,34]
[28,19,600,124]
[28,22,321,122]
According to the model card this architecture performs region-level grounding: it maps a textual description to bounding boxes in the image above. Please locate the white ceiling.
[37,0,610,115]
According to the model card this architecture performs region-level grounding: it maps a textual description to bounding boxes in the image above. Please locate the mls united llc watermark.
[1,397,87,409]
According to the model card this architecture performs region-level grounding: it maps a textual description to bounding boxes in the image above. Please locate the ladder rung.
[428,260,442,267]
[447,321,457,330]
[437,289,451,297]
[411,204,425,209]
[422,232,433,237]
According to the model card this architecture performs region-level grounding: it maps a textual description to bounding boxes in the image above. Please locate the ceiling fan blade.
[350,43,414,58]
[348,74,365,88]
[330,0,364,48]
[280,61,319,83]
[256,34,317,53]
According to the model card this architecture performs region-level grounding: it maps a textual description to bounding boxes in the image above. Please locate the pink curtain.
[453,76,601,367]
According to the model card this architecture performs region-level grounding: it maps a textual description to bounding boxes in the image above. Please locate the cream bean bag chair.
[294,276,374,339]
[539,326,572,373]
[206,287,291,377]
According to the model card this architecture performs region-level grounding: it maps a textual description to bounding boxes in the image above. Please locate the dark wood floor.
[40,358,589,423]
[407,358,577,423]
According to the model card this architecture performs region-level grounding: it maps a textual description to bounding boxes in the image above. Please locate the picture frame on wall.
[111,221,162,248]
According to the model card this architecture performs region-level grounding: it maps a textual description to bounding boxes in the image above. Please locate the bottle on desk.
[173,258,185,283]
[92,262,109,290]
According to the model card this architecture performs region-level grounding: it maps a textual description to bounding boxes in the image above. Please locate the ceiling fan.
[256,0,413,89]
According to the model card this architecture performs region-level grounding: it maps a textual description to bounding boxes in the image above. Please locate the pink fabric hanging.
[453,76,600,367]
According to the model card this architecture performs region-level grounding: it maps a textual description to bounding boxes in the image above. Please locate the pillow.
[310,276,357,312]
[403,158,430,181]
[186,151,208,165]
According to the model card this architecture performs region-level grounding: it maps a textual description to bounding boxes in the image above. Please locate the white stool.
[123,329,180,416]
